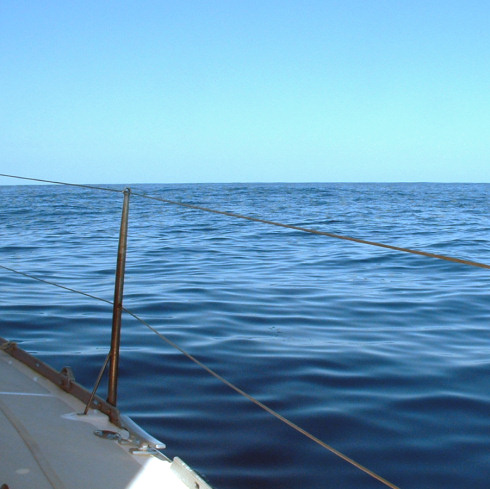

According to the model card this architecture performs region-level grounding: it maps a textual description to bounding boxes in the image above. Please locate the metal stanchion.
[107,188,131,407]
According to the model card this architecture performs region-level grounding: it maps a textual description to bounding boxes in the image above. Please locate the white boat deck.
[0,349,213,489]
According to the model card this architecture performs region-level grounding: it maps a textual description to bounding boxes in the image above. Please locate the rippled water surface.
[1,182,489,489]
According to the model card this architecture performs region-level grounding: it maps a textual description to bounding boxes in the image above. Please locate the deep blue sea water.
[0,182,489,489]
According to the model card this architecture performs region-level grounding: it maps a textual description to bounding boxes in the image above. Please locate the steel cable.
[2,173,487,270]
[0,173,123,193]
[131,191,490,270]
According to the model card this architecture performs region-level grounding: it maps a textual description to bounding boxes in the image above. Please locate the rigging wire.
[0,173,123,194]
[0,263,400,489]
[1,172,489,270]
[127,310,401,489]
[0,264,114,305]
[131,191,490,270]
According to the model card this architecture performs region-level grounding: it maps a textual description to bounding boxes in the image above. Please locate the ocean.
[0,182,489,489]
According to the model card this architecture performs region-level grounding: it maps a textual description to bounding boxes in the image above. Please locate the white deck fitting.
[0,349,213,489]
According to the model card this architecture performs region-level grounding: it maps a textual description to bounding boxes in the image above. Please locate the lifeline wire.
[1,172,489,270]
[132,191,490,270]
[124,308,401,489]
[0,173,123,194]
[0,264,114,306]
[0,263,400,489]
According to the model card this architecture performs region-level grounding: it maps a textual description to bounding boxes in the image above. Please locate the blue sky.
[1,1,489,184]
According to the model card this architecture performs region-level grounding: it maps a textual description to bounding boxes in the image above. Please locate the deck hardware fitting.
[94,430,122,441]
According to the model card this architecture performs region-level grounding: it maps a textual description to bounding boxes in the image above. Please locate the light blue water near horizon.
[0,182,489,489]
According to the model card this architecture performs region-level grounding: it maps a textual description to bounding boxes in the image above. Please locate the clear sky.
[1,1,489,184]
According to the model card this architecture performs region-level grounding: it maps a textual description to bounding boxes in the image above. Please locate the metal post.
[107,188,131,406]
